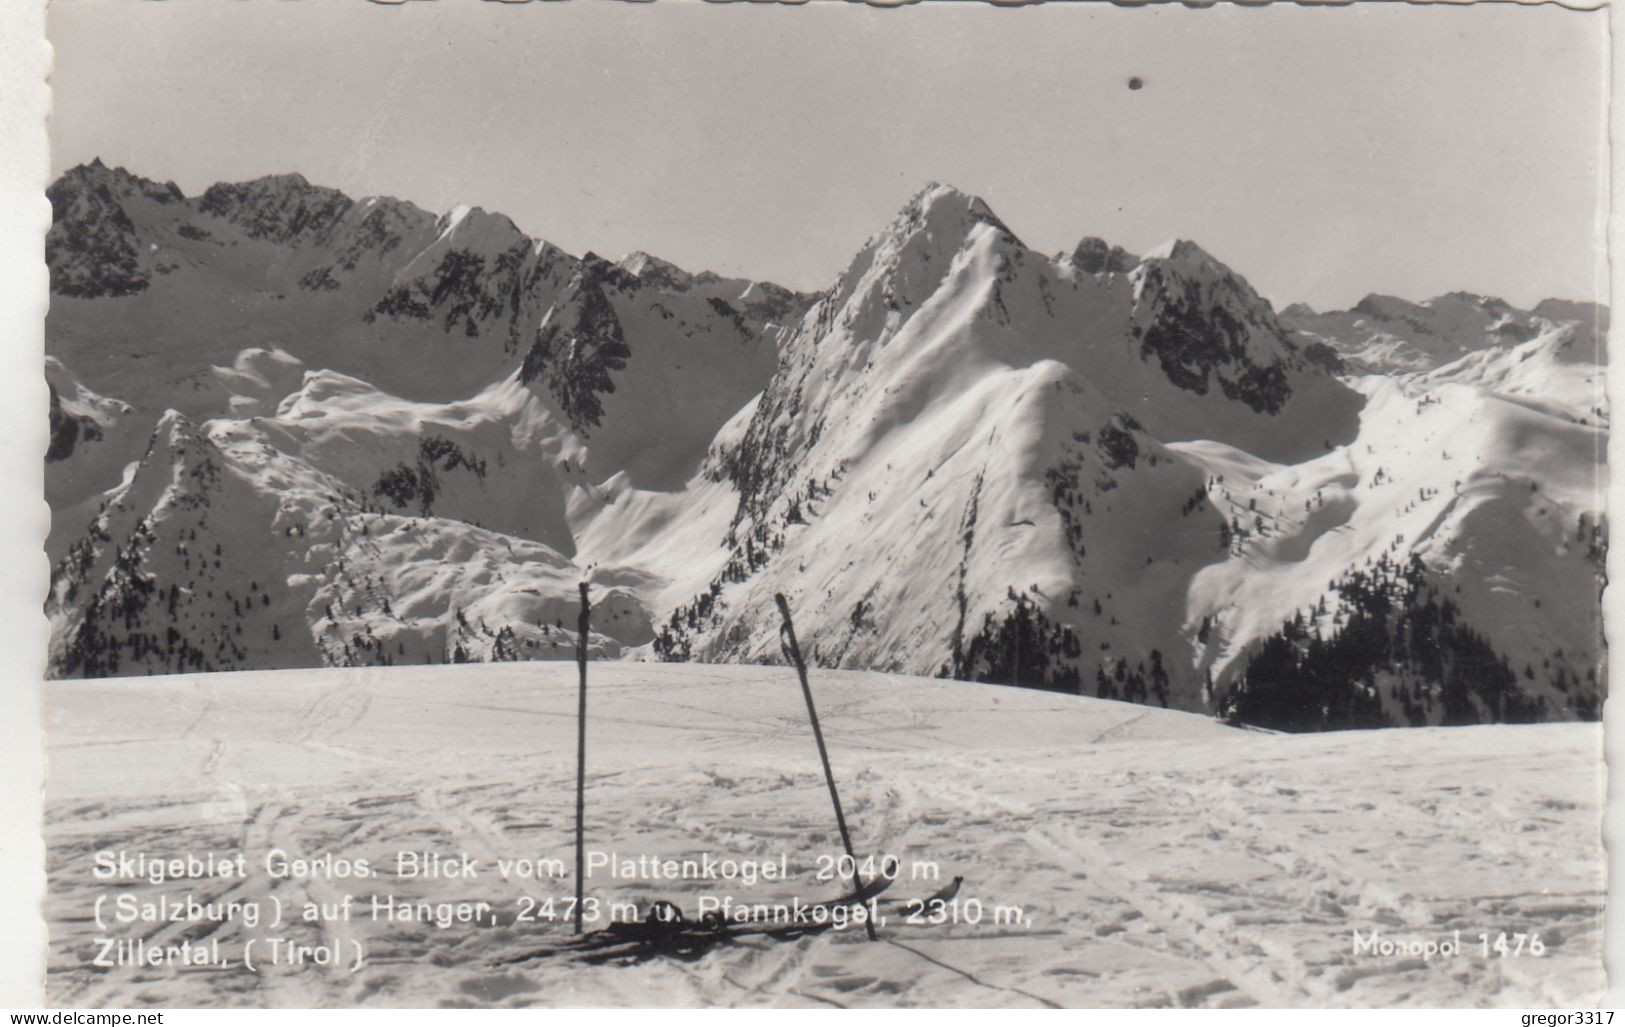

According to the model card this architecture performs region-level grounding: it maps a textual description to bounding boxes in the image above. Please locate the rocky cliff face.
[197,173,355,245]
[1129,240,1300,414]
[45,159,180,297]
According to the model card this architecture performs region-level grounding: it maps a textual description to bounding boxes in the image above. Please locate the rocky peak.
[52,159,185,206]
[1533,298,1609,330]
[576,251,640,293]
[616,251,814,324]
[737,280,817,325]
[1436,290,1510,310]
[432,205,527,250]
[886,182,1020,252]
[1350,293,1426,324]
[322,194,439,272]
[813,183,1024,341]
[1139,238,1233,275]
[519,260,630,432]
[1070,236,1137,275]
[617,251,693,291]
[198,173,355,244]
[46,164,154,298]
[1130,239,1298,414]
[1135,239,1282,325]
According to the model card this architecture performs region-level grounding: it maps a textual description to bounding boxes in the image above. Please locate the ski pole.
[774,593,878,942]
[575,581,589,934]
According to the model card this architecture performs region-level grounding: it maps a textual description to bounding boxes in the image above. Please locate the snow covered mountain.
[1281,292,1608,374]
[44,160,808,674]
[657,186,1360,695]
[44,164,1608,729]
[45,159,808,413]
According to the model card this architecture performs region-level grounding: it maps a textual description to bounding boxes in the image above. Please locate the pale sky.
[48,0,1609,311]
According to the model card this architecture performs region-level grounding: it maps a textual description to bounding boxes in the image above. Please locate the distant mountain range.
[44,159,1608,728]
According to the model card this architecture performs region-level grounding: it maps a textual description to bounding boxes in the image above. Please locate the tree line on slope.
[1215,553,1573,731]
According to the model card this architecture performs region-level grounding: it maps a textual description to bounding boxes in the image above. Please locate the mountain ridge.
[42,161,1609,729]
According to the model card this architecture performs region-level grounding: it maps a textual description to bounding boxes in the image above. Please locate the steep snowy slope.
[1416,321,1608,423]
[1176,359,1606,724]
[45,357,139,550]
[44,393,652,678]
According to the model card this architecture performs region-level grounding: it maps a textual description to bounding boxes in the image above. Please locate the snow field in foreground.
[44,663,1603,1007]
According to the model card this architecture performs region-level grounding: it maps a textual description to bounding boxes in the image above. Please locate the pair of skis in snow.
[524,588,954,967]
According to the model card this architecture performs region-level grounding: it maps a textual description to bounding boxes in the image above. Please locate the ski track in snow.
[44,663,1602,1008]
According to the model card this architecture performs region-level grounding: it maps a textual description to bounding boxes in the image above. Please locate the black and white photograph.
[13,0,1614,1010]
